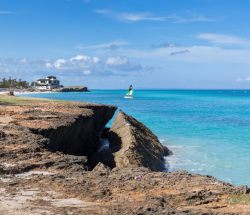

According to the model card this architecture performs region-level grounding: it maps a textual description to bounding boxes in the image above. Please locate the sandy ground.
[0,89,55,95]
[0,170,98,215]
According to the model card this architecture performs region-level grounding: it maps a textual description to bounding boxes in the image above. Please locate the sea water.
[21,90,250,186]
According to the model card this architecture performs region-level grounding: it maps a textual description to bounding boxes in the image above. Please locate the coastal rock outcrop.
[107,111,171,171]
[59,86,89,92]
[29,104,117,156]
[1,95,250,214]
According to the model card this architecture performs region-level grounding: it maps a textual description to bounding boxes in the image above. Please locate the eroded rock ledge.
[0,96,250,215]
[109,111,172,171]
[0,100,117,171]
[90,111,171,171]
[30,104,117,156]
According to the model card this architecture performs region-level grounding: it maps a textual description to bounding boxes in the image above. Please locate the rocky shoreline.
[0,95,250,214]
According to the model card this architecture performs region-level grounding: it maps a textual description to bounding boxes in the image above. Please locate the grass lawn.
[0,94,87,106]
[0,95,54,105]
[0,95,32,105]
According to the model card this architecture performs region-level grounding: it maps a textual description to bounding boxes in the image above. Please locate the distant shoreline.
[0,89,55,95]
[0,86,90,95]
[3,88,250,91]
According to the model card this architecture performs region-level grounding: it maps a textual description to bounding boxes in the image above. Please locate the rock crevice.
[30,104,117,156]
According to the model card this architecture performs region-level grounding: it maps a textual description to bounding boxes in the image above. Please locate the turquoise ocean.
[21,90,250,186]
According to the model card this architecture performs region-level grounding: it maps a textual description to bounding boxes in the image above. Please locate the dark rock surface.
[0,130,5,139]
[107,111,171,171]
[59,86,89,92]
[23,103,116,156]
[0,99,116,172]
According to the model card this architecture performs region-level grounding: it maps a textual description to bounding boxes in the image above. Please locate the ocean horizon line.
[90,88,250,91]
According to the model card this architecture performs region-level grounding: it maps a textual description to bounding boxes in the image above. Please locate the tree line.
[0,77,29,89]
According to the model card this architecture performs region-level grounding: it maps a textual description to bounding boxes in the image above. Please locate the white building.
[32,76,61,90]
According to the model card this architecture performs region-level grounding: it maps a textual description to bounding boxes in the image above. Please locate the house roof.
[37,79,48,82]
[47,76,57,79]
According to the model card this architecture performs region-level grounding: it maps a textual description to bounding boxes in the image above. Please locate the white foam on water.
[164,142,200,172]
[98,138,110,152]
[190,168,204,172]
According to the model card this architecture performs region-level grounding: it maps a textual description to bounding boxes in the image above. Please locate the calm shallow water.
[21,90,250,186]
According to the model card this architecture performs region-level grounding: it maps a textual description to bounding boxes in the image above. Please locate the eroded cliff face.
[0,96,250,215]
[91,111,172,171]
[109,111,172,171]
[0,100,116,174]
[30,104,117,156]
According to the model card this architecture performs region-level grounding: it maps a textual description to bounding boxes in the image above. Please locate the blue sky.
[1,0,250,89]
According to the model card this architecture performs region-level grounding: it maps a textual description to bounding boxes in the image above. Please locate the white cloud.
[20,58,28,64]
[69,55,100,64]
[0,54,144,81]
[41,54,143,76]
[106,56,129,65]
[125,44,250,64]
[171,13,216,23]
[54,59,67,69]
[45,62,52,68]
[76,40,128,51]
[83,70,92,75]
[106,56,142,71]
[118,13,215,23]
[135,34,250,63]
[237,76,250,82]
[94,9,217,23]
[70,55,90,62]
[48,56,100,71]
[197,33,250,46]
[92,57,99,63]
[93,9,110,15]
[70,55,88,62]
[117,12,166,22]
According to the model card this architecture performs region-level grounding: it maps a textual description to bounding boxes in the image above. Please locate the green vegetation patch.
[228,194,250,205]
[0,95,34,105]
[0,95,56,105]
[0,77,29,89]
[0,95,80,106]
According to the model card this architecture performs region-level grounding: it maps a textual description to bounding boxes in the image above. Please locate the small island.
[57,86,89,92]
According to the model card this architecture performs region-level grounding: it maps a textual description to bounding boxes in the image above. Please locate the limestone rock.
[92,162,111,176]
[108,111,171,171]
[31,104,117,156]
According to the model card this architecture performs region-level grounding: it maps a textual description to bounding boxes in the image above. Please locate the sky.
[1,0,250,89]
